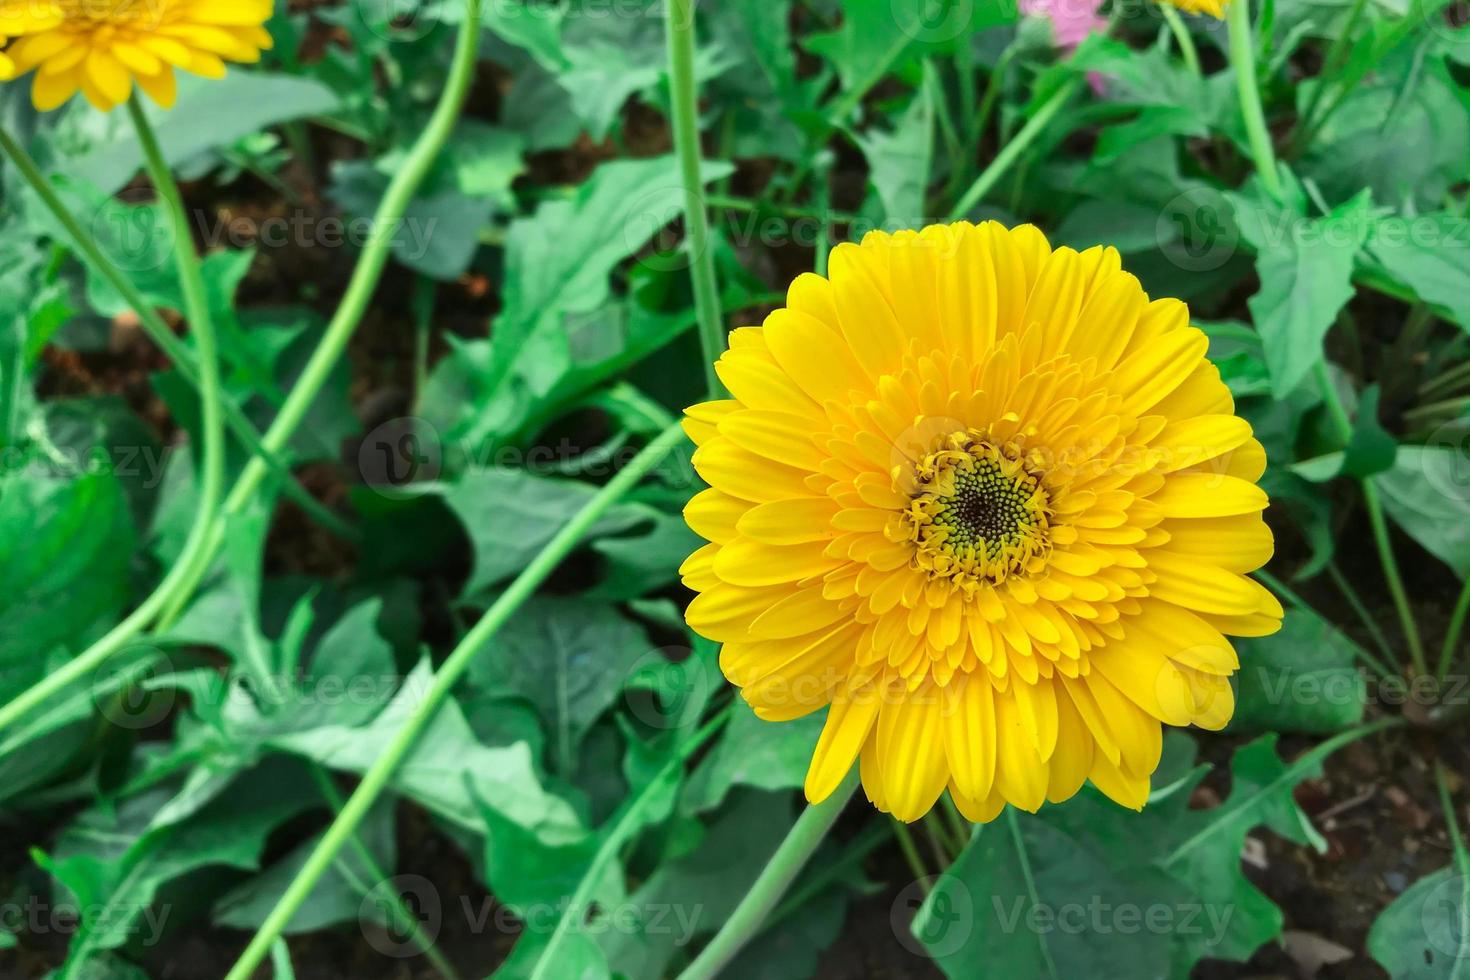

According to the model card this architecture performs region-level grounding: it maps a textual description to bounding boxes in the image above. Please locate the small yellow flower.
[0,0,274,112]
[1160,0,1229,18]
[681,221,1282,824]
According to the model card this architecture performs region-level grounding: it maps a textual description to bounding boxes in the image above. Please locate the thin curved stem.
[1256,567,1395,678]
[0,100,228,738]
[0,127,353,539]
[1437,578,1470,682]
[949,77,1082,221]
[891,819,932,892]
[155,0,484,628]
[308,766,463,980]
[1312,361,1428,676]
[222,422,687,980]
[1289,0,1369,157]
[677,768,861,980]
[1226,0,1283,199]
[1324,561,1397,672]
[1160,5,1202,76]
[665,0,726,396]
[528,706,731,980]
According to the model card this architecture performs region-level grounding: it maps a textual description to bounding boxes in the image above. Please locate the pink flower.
[1021,0,1107,48]
[1020,0,1108,92]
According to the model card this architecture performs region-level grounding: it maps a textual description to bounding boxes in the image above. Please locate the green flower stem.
[1437,578,1470,681]
[948,77,1082,222]
[1289,0,1369,157]
[1324,562,1397,671]
[1312,361,1428,677]
[0,126,354,540]
[0,100,228,738]
[768,819,891,923]
[154,0,484,629]
[222,422,687,980]
[1226,0,1283,199]
[1256,567,1395,678]
[677,768,862,980]
[529,705,732,980]
[891,819,932,890]
[308,766,463,980]
[940,793,972,848]
[665,0,726,396]
[1160,5,1202,76]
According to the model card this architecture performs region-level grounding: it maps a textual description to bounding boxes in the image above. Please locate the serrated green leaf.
[466,597,653,777]
[1229,178,1370,397]
[1230,608,1368,733]
[1369,866,1470,979]
[1375,446,1470,578]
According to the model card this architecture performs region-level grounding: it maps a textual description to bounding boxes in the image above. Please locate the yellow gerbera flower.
[0,0,274,112]
[1161,0,1229,17]
[681,221,1283,824]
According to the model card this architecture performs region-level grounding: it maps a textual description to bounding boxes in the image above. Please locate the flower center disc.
[905,433,1052,589]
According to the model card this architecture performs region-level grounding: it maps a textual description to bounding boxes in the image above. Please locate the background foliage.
[1,0,1469,977]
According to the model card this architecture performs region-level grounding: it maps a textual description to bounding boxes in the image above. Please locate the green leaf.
[39,758,319,965]
[466,597,653,777]
[602,790,800,978]
[683,700,823,813]
[705,0,811,160]
[268,658,581,838]
[1228,178,1371,397]
[1367,212,1470,334]
[422,155,733,449]
[62,72,342,195]
[856,86,934,224]
[935,732,1369,977]
[918,813,1178,978]
[1302,49,1470,212]
[329,158,495,280]
[213,800,397,935]
[1375,446,1470,577]
[439,469,650,600]
[1291,384,1398,481]
[1229,607,1368,733]
[0,465,135,702]
[1369,866,1470,979]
